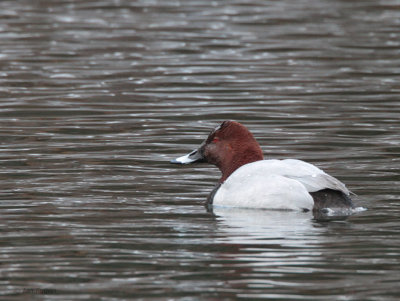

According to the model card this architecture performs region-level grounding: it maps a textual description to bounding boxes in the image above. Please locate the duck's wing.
[247,159,350,195]
[279,159,350,195]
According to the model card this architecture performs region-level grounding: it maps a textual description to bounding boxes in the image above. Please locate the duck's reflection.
[211,207,321,246]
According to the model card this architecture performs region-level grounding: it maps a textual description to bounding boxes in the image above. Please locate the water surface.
[0,0,399,300]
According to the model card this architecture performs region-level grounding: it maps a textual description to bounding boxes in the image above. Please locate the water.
[0,0,399,300]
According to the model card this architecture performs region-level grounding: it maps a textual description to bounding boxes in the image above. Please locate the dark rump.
[310,188,354,211]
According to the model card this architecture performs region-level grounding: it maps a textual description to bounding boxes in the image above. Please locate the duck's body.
[171,121,355,212]
[210,159,353,211]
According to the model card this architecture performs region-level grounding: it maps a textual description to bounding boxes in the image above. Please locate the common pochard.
[171,121,355,212]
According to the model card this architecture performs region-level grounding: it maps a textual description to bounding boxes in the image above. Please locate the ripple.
[0,0,399,300]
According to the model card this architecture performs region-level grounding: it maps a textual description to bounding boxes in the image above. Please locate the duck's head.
[171,121,264,182]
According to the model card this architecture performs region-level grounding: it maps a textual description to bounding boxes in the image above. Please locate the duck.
[171,120,355,212]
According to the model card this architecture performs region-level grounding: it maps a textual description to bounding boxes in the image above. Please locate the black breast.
[205,183,221,209]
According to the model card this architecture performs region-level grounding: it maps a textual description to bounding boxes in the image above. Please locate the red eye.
[212,137,220,143]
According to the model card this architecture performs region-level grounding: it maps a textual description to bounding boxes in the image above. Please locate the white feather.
[213,159,349,210]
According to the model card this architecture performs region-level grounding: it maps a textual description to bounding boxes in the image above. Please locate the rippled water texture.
[1,0,399,300]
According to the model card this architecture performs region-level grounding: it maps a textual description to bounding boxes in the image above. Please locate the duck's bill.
[170,149,204,164]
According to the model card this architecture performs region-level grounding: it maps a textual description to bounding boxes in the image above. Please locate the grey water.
[0,0,399,300]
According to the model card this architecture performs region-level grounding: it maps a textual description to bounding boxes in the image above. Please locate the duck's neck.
[218,147,264,183]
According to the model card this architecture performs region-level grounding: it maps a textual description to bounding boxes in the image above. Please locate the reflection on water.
[0,0,400,299]
[213,208,318,245]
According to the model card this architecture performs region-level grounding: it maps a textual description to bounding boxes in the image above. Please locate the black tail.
[310,188,354,211]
